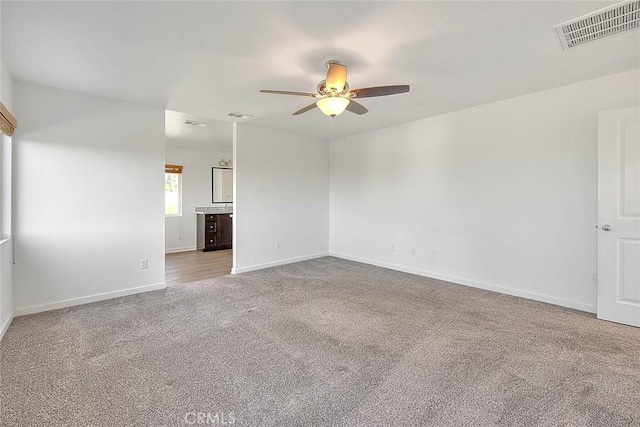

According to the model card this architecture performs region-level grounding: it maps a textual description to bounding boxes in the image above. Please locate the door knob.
[601,224,613,231]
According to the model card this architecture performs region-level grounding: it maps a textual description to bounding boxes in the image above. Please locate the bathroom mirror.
[212,167,233,203]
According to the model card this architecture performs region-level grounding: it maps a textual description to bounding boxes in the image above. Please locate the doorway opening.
[164,110,234,285]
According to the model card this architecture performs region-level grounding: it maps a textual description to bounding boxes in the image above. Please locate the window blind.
[0,102,16,137]
[165,164,183,174]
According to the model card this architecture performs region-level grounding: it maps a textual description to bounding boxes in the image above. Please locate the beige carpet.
[1,257,639,426]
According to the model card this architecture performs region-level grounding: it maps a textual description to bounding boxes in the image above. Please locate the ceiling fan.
[259,60,410,117]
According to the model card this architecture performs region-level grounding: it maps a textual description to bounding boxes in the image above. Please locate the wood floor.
[165,249,232,285]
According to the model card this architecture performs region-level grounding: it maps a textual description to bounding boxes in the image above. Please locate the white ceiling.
[165,110,233,151]
[3,1,639,140]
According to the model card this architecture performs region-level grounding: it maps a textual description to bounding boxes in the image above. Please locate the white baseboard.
[165,246,196,254]
[15,282,167,316]
[330,252,597,314]
[232,252,330,275]
[0,312,14,341]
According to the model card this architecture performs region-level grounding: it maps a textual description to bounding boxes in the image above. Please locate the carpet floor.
[1,257,639,426]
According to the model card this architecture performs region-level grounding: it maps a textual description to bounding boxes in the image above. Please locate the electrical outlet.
[390,244,395,252]
[139,259,148,269]
[430,249,437,258]
[591,273,598,285]
[276,241,281,249]
[411,248,417,255]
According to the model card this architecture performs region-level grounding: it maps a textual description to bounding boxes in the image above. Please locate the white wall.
[0,239,12,338]
[330,69,640,313]
[234,124,329,273]
[0,0,15,339]
[165,145,232,253]
[1,63,12,235]
[13,83,165,315]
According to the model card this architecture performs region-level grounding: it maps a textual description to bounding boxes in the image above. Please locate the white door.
[598,106,640,327]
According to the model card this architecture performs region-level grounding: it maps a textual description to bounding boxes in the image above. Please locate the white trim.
[165,246,197,254]
[232,252,329,275]
[0,312,14,341]
[14,282,167,316]
[231,123,238,277]
[330,252,597,314]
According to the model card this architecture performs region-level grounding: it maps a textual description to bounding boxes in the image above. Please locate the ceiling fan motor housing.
[317,79,349,96]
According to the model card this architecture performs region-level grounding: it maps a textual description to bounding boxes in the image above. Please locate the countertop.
[195,207,233,214]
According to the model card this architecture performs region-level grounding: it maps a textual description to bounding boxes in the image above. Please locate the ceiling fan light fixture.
[316,96,350,117]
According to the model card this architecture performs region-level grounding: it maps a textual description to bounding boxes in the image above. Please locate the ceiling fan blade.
[345,99,368,115]
[349,85,410,98]
[292,103,318,116]
[325,62,347,92]
[260,90,318,98]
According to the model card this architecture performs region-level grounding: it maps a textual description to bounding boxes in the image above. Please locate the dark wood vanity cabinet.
[197,213,233,251]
